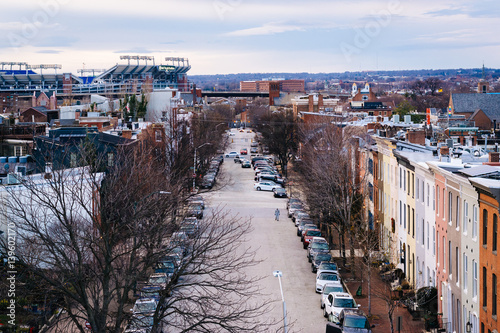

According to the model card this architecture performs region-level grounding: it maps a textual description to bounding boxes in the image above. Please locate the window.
[456,246,459,285]
[456,197,460,229]
[412,173,414,198]
[473,260,478,298]
[437,231,440,265]
[427,183,430,206]
[448,192,453,223]
[437,185,440,216]
[422,180,424,202]
[422,219,425,246]
[448,240,452,276]
[155,130,162,142]
[493,273,497,316]
[416,177,419,200]
[483,209,488,247]
[473,205,478,239]
[483,266,487,308]
[70,153,77,168]
[433,187,435,211]
[412,208,415,238]
[443,188,446,220]
[404,204,406,229]
[463,253,468,291]
[399,201,402,226]
[463,201,468,234]
[432,226,435,255]
[107,153,114,167]
[407,171,410,195]
[443,236,446,272]
[399,168,402,188]
[493,214,498,252]
[404,170,406,191]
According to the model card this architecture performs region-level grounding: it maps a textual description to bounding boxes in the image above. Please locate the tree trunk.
[368,252,372,316]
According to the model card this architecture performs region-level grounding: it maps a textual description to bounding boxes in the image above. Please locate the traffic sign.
[85,321,91,330]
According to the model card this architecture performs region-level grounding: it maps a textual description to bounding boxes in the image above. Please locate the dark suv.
[326,308,374,333]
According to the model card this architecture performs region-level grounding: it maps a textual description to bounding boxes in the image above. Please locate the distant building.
[292,93,340,117]
[239,79,305,93]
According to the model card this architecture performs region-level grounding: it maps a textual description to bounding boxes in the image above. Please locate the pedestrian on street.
[275,208,280,221]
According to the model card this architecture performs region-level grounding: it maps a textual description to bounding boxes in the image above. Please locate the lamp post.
[215,122,225,131]
[272,270,288,333]
[466,321,472,333]
[193,143,212,193]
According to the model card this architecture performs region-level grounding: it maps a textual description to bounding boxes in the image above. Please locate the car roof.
[312,237,327,241]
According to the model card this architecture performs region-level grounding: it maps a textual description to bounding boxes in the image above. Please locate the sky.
[0,0,499,75]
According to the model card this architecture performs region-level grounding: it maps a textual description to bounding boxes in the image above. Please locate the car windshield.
[323,285,344,294]
[290,203,302,209]
[318,273,339,281]
[319,263,338,271]
[333,298,355,308]
[312,243,329,250]
[156,262,174,271]
[344,316,369,328]
[306,230,321,237]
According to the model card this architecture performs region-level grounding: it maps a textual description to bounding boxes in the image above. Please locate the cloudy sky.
[1,0,499,75]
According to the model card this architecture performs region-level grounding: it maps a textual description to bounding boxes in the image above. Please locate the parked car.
[131,298,158,316]
[308,241,330,262]
[240,148,248,155]
[140,285,161,301]
[200,177,214,189]
[125,314,154,332]
[234,155,241,163]
[287,197,302,210]
[302,229,322,248]
[225,151,239,158]
[316,272,341,293]
[316,262,339,276]
[154,259,176,277]
[311,253,333,273]
[274,187,287,198]
[321,283,345,308]
[186,203,203,219]
[254,181,281,192]
[288,202,304,218]
[324,292,359,322]
[147,273,168,289]
[241,160,252,168]
[250,147,258,154]
[294,212,311,226]
[292,208,308,222]
[299,223,318,238]
[332,308,374,332]
[297,221,316,237]
[188,195,205,209]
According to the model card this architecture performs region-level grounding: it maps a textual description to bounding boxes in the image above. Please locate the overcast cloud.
[0,0,498,74]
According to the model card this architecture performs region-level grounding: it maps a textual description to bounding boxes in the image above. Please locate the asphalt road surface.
[204,129,327,333]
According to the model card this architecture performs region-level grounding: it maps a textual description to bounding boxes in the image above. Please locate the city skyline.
[1,0,499,75]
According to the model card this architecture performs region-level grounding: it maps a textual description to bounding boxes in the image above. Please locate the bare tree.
[297,124,368,269]
[257,110,299,178]
[1,142,273,333]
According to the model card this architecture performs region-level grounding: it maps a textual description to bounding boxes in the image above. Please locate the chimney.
[489,151,500,163]
[318,94,324,110]
[308,94,314,113]
[406,130,426,145]
[121,129,132,139]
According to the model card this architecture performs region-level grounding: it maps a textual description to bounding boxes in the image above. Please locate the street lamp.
[272,270,288,333]
[215,122,225,131]
[193,143,212,192]
[466,321,472,333]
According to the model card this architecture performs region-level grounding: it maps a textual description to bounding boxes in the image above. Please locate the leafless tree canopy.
[1,142,272,333]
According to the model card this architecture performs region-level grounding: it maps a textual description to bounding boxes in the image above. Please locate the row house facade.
[360,133,495,333]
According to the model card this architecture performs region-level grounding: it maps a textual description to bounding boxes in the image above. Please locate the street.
[205,129,327,333]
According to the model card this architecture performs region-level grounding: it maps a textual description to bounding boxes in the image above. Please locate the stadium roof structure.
[0,71,82,91]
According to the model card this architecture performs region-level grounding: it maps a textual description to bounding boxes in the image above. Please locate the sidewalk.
[338,258,427,333]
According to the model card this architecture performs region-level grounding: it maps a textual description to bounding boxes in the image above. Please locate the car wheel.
[323,308,328,318]
[303,243,307,249]
[272,188,277,193]
[321,303,324,309]
[256,187,261,191]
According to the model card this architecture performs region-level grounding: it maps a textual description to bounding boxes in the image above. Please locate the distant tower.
[478,81,489,94]
[351,83,358,97]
